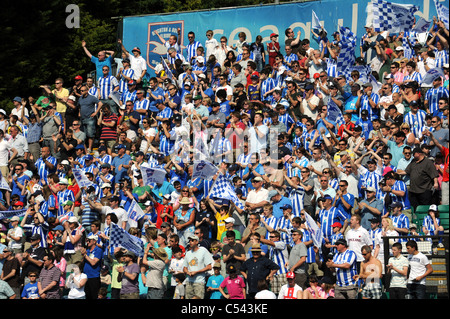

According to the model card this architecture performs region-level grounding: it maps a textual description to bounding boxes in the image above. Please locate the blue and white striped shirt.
[118,68,135,93]
[98,75,119,100]
[391,213,410,242]
[269,240,289,275]
[134,98,150,124]
[185,41,203,64]
[35,156,57,184]
[359,92,380,120]
[425,86,449,116]
[318,207,347,239]
[333,249,358,287]
[404,109,427,137]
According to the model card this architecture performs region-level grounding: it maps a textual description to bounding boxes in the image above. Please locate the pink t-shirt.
[220,275,246,299]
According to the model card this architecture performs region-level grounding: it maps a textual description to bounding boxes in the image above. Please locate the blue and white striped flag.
[140,166,166,185]
[0,170,11,191]
[72,168,93,188]
[327,98,345,126]
[126,199,146,222]
[160,56,174,82]
[312,10,326,33]
[192,160,218,180]
[208,173,244,210]
[412,17,431,33]
[336,26,356,81]
[303,211,323,248]
[434,0,449,29]
[371,0,419,33]
[109,222,145,257]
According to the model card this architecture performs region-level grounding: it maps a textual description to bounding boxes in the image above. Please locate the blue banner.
[122,0,445,77]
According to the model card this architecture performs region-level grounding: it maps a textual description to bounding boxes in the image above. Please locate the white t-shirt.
[278,283,303,299]
[0,139,12,167]
[301,95,320,121]
[255,289,277,299]
[248,124,268,155]
[102,206,130,229]
[407,252,431,285]
[346,226,373,262]
[67,273,88,299]
[129,55,147,80]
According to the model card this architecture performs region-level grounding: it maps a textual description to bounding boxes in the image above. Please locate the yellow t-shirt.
[52,88,69,113]
[215,212,230,241]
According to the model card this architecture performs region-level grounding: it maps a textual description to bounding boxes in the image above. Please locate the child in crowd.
[219,264,246,299]
[206,262,224,299]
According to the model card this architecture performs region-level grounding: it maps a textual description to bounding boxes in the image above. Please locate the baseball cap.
[188,235,199,241]
[335,238,347,246]
[390,201,403,208]
[323,194,333,201]
[270,33,278,38]
[429,204,438,212]
[224,217,235,224]
[286,272,295,279]
[366,186,377,193]
[331,222,342,228]
[281,204,292,210]
[131,47,141,53]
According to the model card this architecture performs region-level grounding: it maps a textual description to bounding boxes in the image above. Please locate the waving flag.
[422,68,445,86]
[336,26,357,81]
[208,173,244,210]
[0,208,27,220]
[126,199,146,222]
[160,56,175,83]
[0,170,11,191]
[312,10,326,33]
[109,222,145,257]
[327,95,345,126]
[192,160,218,180]
[72,168,93,188]
[140,166,166,185]
[434,0,449,29]
[412,17,431,33]
[371,0,419,33]
[303,211,324,248]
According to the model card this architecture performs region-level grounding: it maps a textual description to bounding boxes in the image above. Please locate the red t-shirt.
[225,121,246,149]
[154,202,174,229]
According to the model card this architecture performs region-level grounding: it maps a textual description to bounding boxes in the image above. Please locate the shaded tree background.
[0,0,274,112]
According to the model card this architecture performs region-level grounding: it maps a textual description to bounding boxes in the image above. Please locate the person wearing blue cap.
[11,96,29,119]
[267,189,292,220]
[317,194,348,241]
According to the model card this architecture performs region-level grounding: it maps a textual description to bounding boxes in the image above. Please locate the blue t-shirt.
[83,246,103,278]
[21,282,39,299]
[206,274,224,299]
[91,55,114,80]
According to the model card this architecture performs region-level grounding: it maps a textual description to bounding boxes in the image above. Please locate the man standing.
[345,215,373,270]
[404,147,439,211]
[78,85,103,153]
[98,65,120,114]
[326,238,358,299]
[406,240,433,299]
[286,229,308,289]
[118,39,147,85]
[222,231,246,273]
[7,125,28,167]
[386,242,409,299]
[240,244,279,299]
[81,40,115,79]
[356,245,383,299]
[354,186,383,231]
[185,31,203,65]
[245,176,269,214]
[37,254,61,299]
[182,234,213,299]
[34,146,57,185]
[80,234,103,299]
[248,112,268,156]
